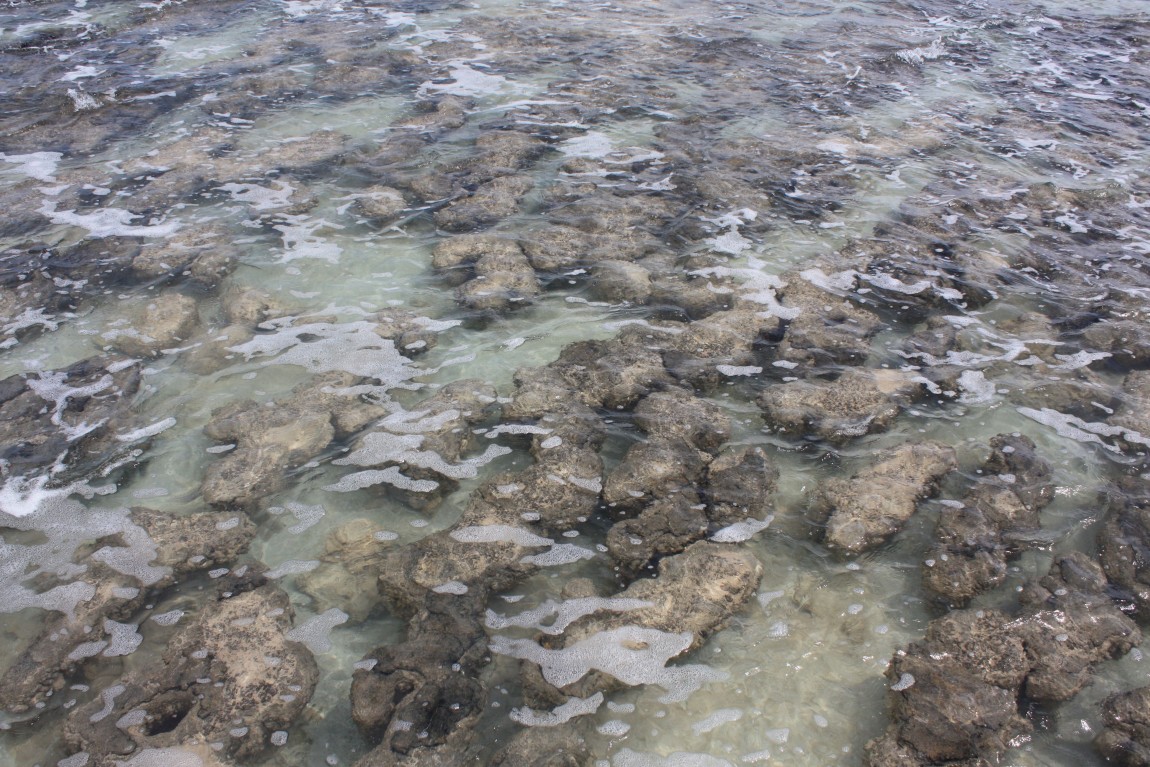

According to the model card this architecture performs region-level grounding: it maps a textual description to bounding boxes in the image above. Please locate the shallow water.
[1,0,1149,765]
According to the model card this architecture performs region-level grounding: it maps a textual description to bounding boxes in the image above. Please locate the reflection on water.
[1,0,1149,765]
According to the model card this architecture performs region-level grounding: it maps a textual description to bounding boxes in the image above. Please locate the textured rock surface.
[63,580,317,766]
[808,441,957,555]
[866,553,1140,766]
[923,434,1054,605]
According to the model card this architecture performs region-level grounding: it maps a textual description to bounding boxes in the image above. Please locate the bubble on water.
[511,692,604,727]
[490,626,725,703]
[285,608,348,654]
[612,748,734,767]
[433,581,469,595]
[692,708,743,735]
[598,719,632,737]
[265,560,321,579]
[487,597,652,635]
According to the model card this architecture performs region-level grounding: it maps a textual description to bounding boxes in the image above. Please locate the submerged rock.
[434,173,535,232]
[431,235,540,312]
[759,368,922,443]
[775,270,883,369]
[331,379,498,511]
[703,445,779,530]
[63,580,318,766]
[0,355,143,484]
[1099,493,1150,619]
[100,291,199,358]
[923,434,1054,605]
[1096,686,1150,767]
[866,553,1140,766]
[351,594,488,764]
[517,541,762,706]
[202,373,386,508]
[505,336,675,419]
[0,508,256,715]
[808,441,957,555]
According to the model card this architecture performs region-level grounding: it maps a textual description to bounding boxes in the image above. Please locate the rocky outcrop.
[0,508,256,715]
[431,235,540,312]
[759,368,922,443]
[923,434,1054,605]
[63,578,317,767]
[1096,686,1150,767]
[808,441,956,555]
[515,541,762,706]
[329,379,498,511]
[100,291,199,358]
[866,553,1140,767]
[202,373,386,508]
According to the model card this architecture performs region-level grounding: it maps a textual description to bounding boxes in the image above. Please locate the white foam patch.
[710,515,773,543]
[102,620,143,657]
[419,62,521,98]
[510,692,603,727]
[450,525,552,548]
[489,626,726,703]
[520,543,595,567]
[114,748,204,767]
[151,609,185,626]
[612,749,734,767]
[896,38,947,64]
[284,502,325,534]
[324,466,440,493]
[561,132,615,159]
[717,365,762,377]
[432,580,469,595]
[957,370,996,404]
[285,608,348,654]
[265,559,321,579]
[228,320,416,382]
[692,708,743,735]
[692,256,793,318]
[1017,407,1128,452]
[0,151,63,181]
[487,597,654,635]
[38,202,181,238]
[115,417,176,442]
[273,215,343,264]
[218,181,298,211]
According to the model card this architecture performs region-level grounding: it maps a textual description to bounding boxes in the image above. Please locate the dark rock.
[0,508,256,715]
[1096,686,1150,767]
[867,553,1139,766]
[704,445,779,530]
[434,174,535,232]
[923,434,1055,605]
[63,583,317,766]
[606,490,708,580]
